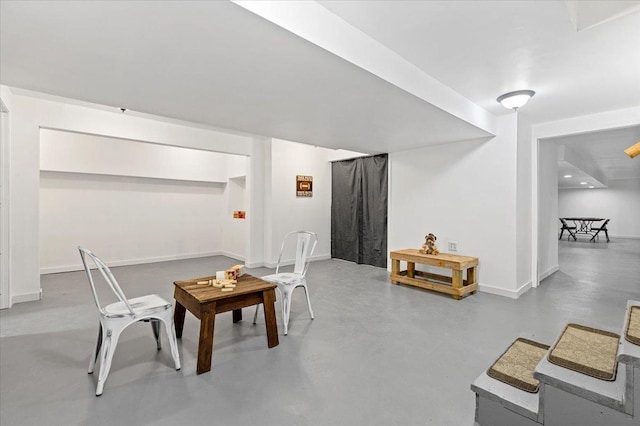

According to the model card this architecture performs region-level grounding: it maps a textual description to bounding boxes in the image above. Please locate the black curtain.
[331,154,388,268]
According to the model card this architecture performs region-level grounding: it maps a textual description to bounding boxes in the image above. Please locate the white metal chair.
[79,247,180,396]
[253,231,317,335]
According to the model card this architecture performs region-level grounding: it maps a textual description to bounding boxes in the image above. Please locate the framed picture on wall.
[296,175,313,197]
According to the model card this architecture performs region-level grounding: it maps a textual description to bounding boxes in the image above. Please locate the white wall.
[537,142,559,280]
[38,129,249,272]
[559,179,640,238]
[40,129,232,183]
[265,138,332,266]
[0,85,13,308]
[40,172,226,272]
[388,115,523,297]
[517,116,533,287]
[7,89,261,304]
[327,149,368,162]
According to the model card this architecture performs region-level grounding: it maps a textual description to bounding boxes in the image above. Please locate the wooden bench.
[389,249,479,300]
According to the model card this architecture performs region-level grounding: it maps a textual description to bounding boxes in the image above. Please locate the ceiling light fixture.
[580,181,587,185]
[589,186,595,188]
[564,174,572,178]
[496,90,535,111]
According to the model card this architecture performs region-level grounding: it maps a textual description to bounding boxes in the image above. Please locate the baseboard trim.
[479,281,532,299]
[539,265,560,281]
[41,252,330,274]
[219,251,245,262]
[610,234,640,240]
[247,254,331,270]
[40,251,226,274]
[12,291,42,304]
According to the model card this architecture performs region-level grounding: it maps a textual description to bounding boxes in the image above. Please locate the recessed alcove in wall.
[39,128,248,273]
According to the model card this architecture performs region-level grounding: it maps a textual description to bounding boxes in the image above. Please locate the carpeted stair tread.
[548,323,619,381]
[487,338,550,393]
[624,306,640,345]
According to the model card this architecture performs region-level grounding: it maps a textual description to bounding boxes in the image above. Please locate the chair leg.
[605,229,610,242]
[282,292,291,336]
[88,323,103,374]
[96,328,120,396]
[162,317,181,371]
[151,319,162,350]
[559,229,564,240]
[302,285,314,320]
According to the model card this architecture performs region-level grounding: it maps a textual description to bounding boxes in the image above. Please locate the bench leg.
[390,259,400,284]
[407,262,415,278]
[467,267,477,294]
[452,270,463,300]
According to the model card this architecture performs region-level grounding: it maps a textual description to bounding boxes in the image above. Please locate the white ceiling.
[0,0,490,154]
[318,1,640,123]
[1,1,639,155]
[548,125,640,188]
[557,161,607,189]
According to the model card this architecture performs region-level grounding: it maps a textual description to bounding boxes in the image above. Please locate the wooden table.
[173,274,279,374]
[390,249,479,300]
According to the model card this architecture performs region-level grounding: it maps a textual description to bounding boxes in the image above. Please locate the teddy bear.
[420,233,439,255]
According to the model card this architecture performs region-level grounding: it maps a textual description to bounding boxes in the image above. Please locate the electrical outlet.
[448,241,458,252]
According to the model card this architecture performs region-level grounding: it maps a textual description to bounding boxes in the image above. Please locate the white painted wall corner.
[479,281,532,299]
[539,265,560,282]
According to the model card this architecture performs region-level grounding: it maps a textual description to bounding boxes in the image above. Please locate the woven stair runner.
[548,323,619,381]
[487,338,550,393]
[625,306,640,345]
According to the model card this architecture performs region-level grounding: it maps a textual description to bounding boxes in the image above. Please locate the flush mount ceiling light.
[564,174,572,178]
[589,186,595,188]
[496,90,535,111]
[580,181,587,185]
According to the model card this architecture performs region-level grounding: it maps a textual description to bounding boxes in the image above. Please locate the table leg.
[407,262,415,278]
[174,301,186,339]
[390,259,400,284]
[232,309,242,323]
[262,289,279,348]
[197,308,216,375]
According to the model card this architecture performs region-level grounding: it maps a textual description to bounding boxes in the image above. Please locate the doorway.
[331,154,388,268]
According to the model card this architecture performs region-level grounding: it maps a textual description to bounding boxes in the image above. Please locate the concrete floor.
[1,239,639,425]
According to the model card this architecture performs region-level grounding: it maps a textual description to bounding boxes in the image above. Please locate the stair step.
[471,336,548,424]
[535,322,628,413]
[471,372,541,422]
[619,300,640,368]
[547,323,619,381]
[487,338,550,393]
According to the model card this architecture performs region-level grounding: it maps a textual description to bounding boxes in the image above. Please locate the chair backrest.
[275,231,318,277]
[78,246,134,316]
